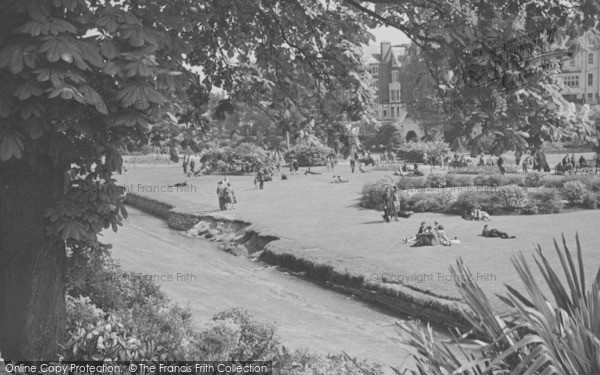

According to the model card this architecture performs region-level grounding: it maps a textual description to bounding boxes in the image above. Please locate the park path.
[102,208,424,372]
[117,164,600,313]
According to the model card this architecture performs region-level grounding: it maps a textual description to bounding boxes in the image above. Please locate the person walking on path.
[182,156,189,175]
[382,187,392,223]
[189,158,196,175]
[390,186,400,221]
[350,158,356,173]
[229,183,237,209]
[216,181,226,210]
[497,154,505,175]
[255,170,265,189]
[292,159,299,175]
[223,183,234,210]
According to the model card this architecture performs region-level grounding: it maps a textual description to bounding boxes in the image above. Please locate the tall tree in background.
[0,0,373,359]
[400,44,446,141]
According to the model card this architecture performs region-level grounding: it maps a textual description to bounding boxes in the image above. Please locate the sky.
[365,26,411,55]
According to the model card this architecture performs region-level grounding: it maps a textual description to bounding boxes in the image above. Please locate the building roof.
[370,43,407,67]
[369,54,381,64]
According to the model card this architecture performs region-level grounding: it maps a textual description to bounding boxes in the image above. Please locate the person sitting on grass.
[481,224,516,239]
[434,224,452,246]
[403,222,427,244]
[413,226,439,246]
[337,175,348,183]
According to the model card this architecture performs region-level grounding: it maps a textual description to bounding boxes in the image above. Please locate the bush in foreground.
[399,235,600,374]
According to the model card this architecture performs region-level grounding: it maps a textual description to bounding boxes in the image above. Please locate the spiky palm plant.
[397,234,600,375]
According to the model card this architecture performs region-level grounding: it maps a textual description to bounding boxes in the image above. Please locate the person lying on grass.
[481,224,516,239]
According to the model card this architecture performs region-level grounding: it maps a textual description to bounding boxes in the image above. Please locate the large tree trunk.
[0,153,66,360]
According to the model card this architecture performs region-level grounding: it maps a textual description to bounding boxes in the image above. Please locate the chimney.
[381,42,391,59]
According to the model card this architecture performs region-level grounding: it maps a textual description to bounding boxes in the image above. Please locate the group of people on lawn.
[381,186,413,223]
[402,220,516,247]
[402,221,454,246]
[216,177,236,210]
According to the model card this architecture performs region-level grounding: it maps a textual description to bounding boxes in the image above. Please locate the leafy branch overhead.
[345,0,599,152]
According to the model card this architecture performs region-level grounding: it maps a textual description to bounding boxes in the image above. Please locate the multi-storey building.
[365,42,422,141]
[559,37,600,105]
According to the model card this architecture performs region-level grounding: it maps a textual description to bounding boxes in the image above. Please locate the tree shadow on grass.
[361,220,387,225]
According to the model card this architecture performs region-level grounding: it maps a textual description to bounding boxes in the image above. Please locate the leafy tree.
[363,123,403,152]
[345,0,598,153]
[0,0,374,359]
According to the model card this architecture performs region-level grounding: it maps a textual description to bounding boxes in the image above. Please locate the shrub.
[562,180,588,205]
[564,175,600,192]
[398,237,600,374]
[63,293,280,362]
[200,143,269,173]
[448,165,518,174]
[405,191,454,212]
[274,347,383,375]
[212,308,279,361]
[285,144,333,167]
[529,190,562,214]
[524,171,547,187]
[543,177,564,189]
[67,254,166,312]
[444,174,473,187]
[473,174,503,187]
[450,191,496,214]
[425,173,446,188]
[521,201,539,215]
[396,177,426,191]
[582,193,598,209]
[505,176,525,186]
[432,191,455,210]
[396,141,450,163]
[360,184,384,210]
[496,185,528,209]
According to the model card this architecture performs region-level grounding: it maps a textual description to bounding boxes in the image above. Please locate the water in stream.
[101,208,433,371]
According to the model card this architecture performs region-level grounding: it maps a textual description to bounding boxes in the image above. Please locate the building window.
[589,73,593,86]
[371,65,379,75]
[589,53,594,64]
[569,58,575,67]
[392,70,399,83]
[587,93,594,103]
[372,78,378,89]
[383,109,387,117]
[562,75,579,87]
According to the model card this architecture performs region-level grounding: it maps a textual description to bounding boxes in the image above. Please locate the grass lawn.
[116,162,600,314]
